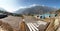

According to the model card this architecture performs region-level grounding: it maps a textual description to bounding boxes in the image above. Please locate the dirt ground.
[0,16,23,31]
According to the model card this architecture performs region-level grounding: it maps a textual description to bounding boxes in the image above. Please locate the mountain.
[0,7,6,11]
[0,8,23,17]
[0,8,13,15]
[0,8,7,13]
[55,9,60,14]
[15,5,57,15]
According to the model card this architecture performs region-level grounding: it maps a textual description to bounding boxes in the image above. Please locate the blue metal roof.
[39,13,56,19]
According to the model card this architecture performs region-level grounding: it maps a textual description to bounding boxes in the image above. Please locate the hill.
[15,5,57,15]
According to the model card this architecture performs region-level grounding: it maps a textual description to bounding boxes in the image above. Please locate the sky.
[0,0,60,12]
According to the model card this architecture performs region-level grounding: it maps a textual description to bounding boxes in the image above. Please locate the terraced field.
[0,15,60,31]
[0,16,22,31]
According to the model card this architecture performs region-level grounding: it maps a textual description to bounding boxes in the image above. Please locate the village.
[0,11,60,31]
[0,0,60,31]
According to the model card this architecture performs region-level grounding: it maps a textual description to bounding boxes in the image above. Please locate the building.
[34,13,57,19]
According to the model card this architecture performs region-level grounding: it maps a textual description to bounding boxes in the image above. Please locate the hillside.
[0,8,23,17]
[15,6,57,15]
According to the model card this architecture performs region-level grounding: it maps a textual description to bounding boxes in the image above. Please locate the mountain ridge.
[15,5,57,15]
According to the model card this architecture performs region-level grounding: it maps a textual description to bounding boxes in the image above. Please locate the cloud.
[16,4,45,10]
[19,6,27,9]
[17,4,39,10]
[15,4,39,12]
[29,4,45,7]
[29,4,38,7]
[42,5,45,6]
[16,6,27,11]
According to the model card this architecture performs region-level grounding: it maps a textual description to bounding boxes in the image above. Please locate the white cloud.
[42,5,45,6]
[16,4,39,10]
[29,4,38,7]
[19,6,27,9]
[16,4,45,11]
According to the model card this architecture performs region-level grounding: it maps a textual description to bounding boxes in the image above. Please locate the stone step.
[29,23,36,31]
[26,21,48,31]
[27,23,33,31]
[33,23,39,27]
[31,23,39,31]
[27,23,39,31]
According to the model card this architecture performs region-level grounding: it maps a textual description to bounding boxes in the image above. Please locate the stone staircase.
[26,21,49,31]
[19,17,60,31]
